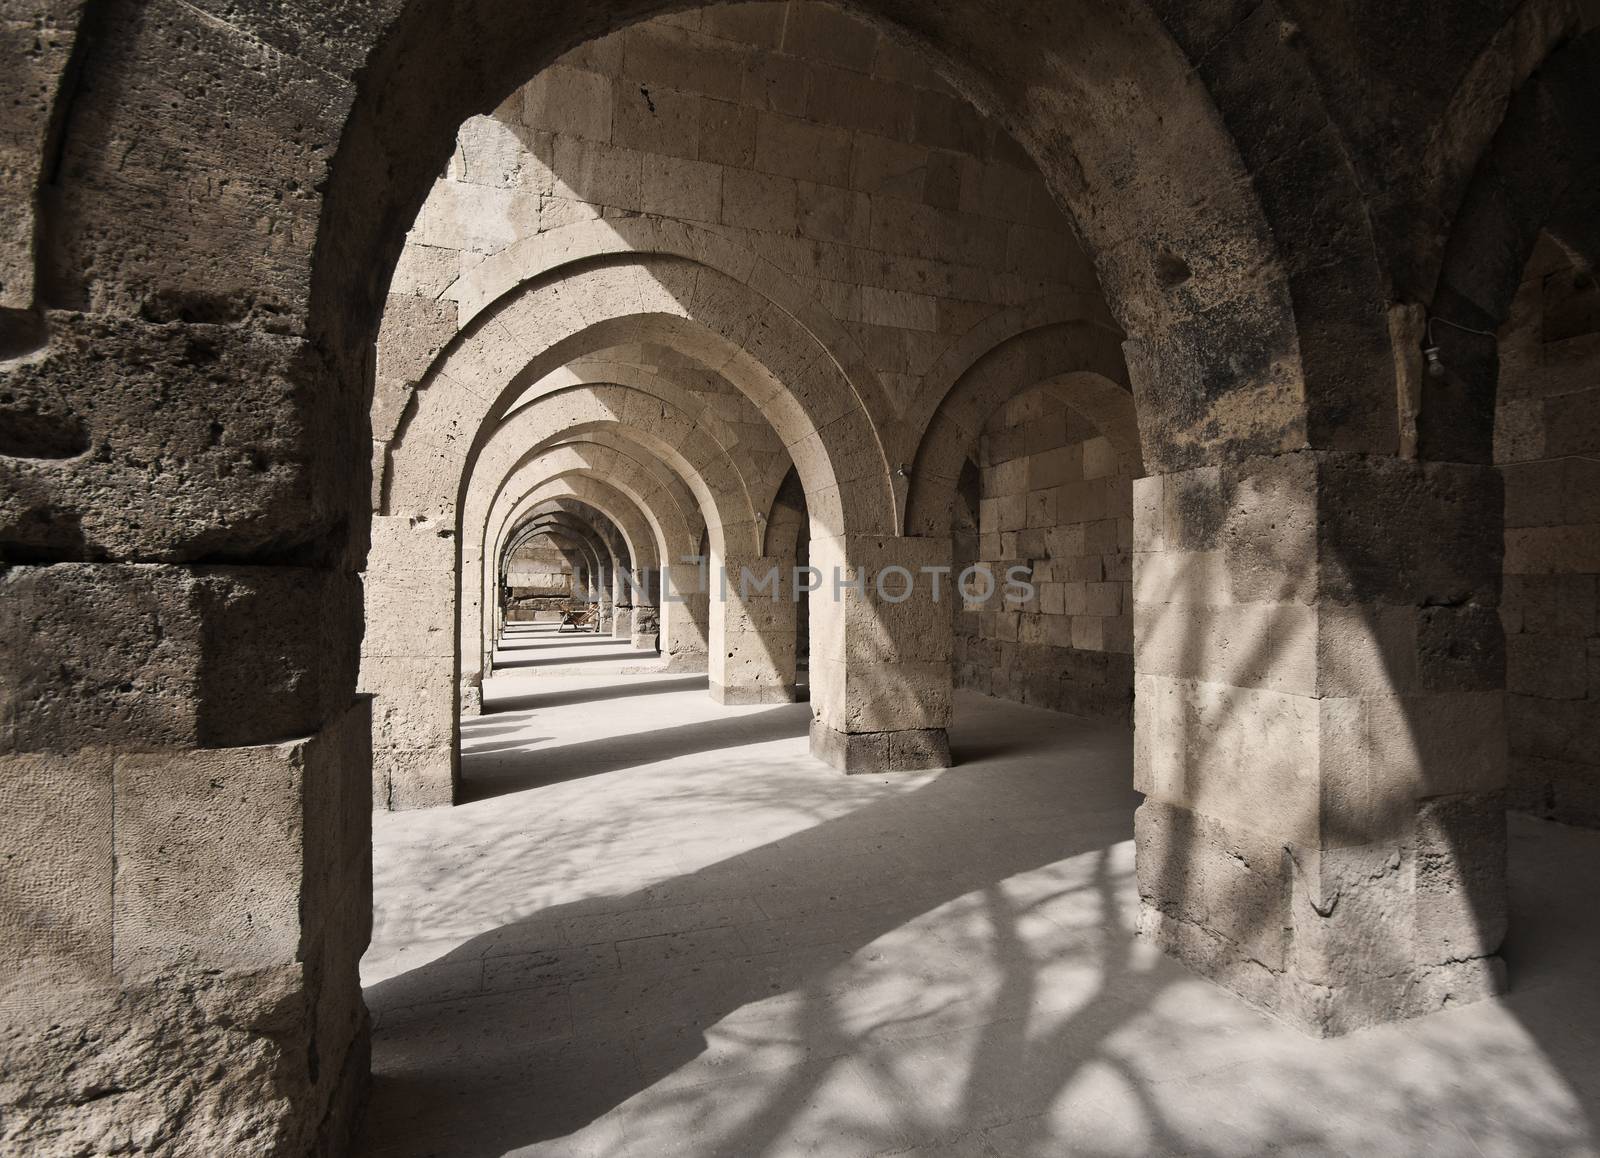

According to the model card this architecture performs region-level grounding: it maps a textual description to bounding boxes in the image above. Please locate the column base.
[372,745,457,811]
[631,630,659,651]
[662,651,709,674]
[809,718,952,774]
[1134,799,1507,1037]
[0,703,373,1153]
[710,681,797,705]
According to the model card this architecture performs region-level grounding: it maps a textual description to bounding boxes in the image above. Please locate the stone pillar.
[660,564,709,666]
[708,553,798,704]
[1132,452,1507,1036]
[362,514,457,810]
[596,563,614,632]
[808,535,955,772]
[612,563,632,639]
[457,533,485,716]
[0,565,372,1152]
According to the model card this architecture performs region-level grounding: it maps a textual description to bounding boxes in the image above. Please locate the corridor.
[356,628,1600,1158]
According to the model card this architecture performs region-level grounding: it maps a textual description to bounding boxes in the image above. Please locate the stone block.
[614,81,701,159]
[113,703,369,981]
[1135,800,1291,975]
[809,719,951,774]
[912,87,987,154]
[739,51,811,116]
[807,64,915,139]
[698,97,757,167]
[1505,523,1600,575]
[373,746,457,812]
[0,313,355,561]
[1,564,359,754]
[639,153,722,223]
[701,3,785,48]
[721,166,798,231]
[0,752,115,999]
[783,3,877,71]
[753,111,852,186]
[623,22,746,101]
[550,135,642,210]
[1507,633,1588,700]
[1414,793,1507,964]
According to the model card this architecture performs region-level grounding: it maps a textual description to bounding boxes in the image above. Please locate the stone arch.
[1429,31,1600,462]
[904,322,1136,535]
[383,256,892,539]
[496,510,615,628]
[527,522,606,608]
[314,0,1386,490]
[528,499,634,570]
[443,216,895,443]
[1424,29,1600,838]
[467,420,730,682]
[21,3,1577,1143]
[490,469,707,662]
[764,467,810,560]
[469,385,766,561]
[489,448,701,577]
[503,514,621,589]
[501,355,793,528]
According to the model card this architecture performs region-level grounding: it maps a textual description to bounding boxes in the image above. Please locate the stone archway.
[9,2,1591,1149]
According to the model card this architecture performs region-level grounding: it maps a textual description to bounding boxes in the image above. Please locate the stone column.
[457,533,484,717]
[612,562,632,639]
[1133,451,1507,1036]
[0,565,372,1151]
[708,553,799,704]
[808,534,955,772]
[362,514,457,809]
[596,562,614,632]
[659,564,709,667]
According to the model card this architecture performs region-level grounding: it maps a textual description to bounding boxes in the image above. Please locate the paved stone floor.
[357,625,1600,1158]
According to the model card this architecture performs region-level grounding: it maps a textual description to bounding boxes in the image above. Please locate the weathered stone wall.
[505,543,574,594]
[954,388,1134,719]
[1497,234,1600,827]
[376,0,1097,439]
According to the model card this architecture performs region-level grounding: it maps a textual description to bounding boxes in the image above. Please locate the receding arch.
[905,322,1137,535]
[383,255,893,539]
[1430,31,1600,462]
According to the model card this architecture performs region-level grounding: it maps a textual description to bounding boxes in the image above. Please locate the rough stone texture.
[0,702,372,1156]
[1,564,359,751]
[2,313,356,564]
[1132,449,1509,1036]
[954,386,1134,720]
[4,0,1598,1148]
[807,533,955,772]
[0,4,82,313]
[1496,234,1600,827]
[374,3,1095,443]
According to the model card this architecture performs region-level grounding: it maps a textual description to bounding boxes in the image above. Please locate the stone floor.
[356,624,1600,1158]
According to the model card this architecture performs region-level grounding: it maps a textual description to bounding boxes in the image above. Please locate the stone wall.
[375,0,1098,439]
[505,544,574,594]
[1497,234,1600,827]
[953,387,1134,719]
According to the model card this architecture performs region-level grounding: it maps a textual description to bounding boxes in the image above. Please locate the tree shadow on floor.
[356,692,1600,1158]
